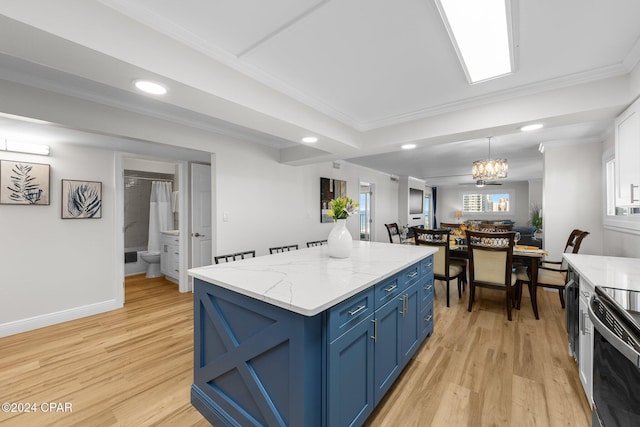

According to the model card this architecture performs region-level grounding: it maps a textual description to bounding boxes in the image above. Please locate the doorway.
[360,183,373,241]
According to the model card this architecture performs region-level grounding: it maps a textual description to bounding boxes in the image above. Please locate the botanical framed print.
[0,160,50,205]
[61,179,102,219]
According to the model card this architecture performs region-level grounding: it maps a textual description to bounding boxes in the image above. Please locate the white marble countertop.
[189,241,437,316]
[564,253,640,292]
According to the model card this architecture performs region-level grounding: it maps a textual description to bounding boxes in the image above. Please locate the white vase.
[328,218,353,258]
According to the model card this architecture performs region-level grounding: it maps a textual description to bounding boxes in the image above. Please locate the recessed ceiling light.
[520,123,544,132]
[302,136,318,143]
[134,80,167,95]
[401,144,417,150]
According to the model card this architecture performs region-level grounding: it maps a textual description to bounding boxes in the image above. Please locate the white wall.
[435,181,530,226]
[543,141,604,260]
[0,144,118,334]
[211,140,400,257]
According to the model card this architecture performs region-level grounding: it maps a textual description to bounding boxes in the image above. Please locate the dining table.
[448,242,546,319]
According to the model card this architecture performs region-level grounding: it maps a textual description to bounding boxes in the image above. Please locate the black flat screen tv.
[409,188,424,214]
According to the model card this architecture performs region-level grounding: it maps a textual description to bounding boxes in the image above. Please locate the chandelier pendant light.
[472,137,508,180]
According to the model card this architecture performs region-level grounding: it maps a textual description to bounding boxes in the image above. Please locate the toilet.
[140,251,162,278]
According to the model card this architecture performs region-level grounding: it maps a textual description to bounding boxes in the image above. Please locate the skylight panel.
[436,0,514,84]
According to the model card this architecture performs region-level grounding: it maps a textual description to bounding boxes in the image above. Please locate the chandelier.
[472,137,508,180]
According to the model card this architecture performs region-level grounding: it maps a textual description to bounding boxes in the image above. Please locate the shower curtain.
[147,181,173,253]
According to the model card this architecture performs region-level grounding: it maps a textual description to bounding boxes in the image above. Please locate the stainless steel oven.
[589,286,640,427]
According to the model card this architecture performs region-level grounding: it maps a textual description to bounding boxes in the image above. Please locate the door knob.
[193,232,205,237]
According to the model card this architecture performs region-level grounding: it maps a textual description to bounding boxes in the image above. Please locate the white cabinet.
[614,97,640,207]
[161,233,180,281]
[578,287,593,405]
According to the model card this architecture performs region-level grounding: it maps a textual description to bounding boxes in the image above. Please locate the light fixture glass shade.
[5,140,50,155]
[472,158,508,180]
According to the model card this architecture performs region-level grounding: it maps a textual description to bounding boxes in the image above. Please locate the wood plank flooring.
[0,275,591,426]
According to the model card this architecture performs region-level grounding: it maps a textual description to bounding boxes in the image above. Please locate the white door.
[191,163,212,271]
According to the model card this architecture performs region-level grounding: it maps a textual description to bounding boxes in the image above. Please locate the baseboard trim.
[0,299,122,338]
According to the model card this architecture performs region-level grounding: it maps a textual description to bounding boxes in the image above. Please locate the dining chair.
[269,244,299,254]
[214,250,256,264]
[439,222,461,232]
[495,224,514,231]
[413,228,466,307]
[516,229,589,309]
[465,230,524,321]
[306,240,328,247]
[385,223,402,243]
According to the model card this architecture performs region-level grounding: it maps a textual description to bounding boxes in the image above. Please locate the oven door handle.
[589,297,640,368]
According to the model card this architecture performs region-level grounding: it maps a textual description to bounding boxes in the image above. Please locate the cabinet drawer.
[420,278,434,311]
[420,256,434,277]
[420,303,434,338]
[400,264,421,287]
[328,288,375,342]
[374,275,403,309]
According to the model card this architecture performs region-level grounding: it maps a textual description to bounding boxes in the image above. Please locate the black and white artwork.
[62,179,102,219]
[0,160,50,205]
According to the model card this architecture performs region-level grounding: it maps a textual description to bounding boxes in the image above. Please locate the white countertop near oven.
[189,240,437,316]
[564,253,640,292]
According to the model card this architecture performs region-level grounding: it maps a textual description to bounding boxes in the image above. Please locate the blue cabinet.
[192,255,434,427]
[327,311,375,426]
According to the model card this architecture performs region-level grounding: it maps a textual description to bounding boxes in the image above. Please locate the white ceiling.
[1,0,640,185]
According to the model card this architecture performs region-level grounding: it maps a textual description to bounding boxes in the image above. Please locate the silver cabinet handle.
[631,184,639,203]
[371,319,378,343]
[424,284,433,291]
[384,284,398,293]
[348,305,366,316]
[400,294,409,316]
[408,272,418,278]
[399,296,406,316]
[425,314,433,322]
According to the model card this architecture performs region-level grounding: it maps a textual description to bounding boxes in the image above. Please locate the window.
[462,191,511,213]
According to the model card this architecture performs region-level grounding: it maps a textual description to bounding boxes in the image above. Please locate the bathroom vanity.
[188,241,436,427]
[160,230,179,281]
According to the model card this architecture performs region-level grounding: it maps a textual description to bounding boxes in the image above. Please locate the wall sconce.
[2,140,50,156]
[455,210,463,223]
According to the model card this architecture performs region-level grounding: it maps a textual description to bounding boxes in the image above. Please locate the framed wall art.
[61,179,102,219]
[0,160,50,205]
[320,177,347,223]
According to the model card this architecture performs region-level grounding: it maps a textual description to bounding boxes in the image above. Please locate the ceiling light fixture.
[4,140,50,155]
[302,136,318,143]
[472,137,507,181]
[435,0,514,84]
[134,80,167,95]
[401,143,417,150]
[521,123,544,132]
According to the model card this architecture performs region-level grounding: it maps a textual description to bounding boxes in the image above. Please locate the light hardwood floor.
[0,275,590,426]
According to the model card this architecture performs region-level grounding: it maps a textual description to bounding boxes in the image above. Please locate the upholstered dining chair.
[306,240,328,247]
[439,222,460,230]
[269,244,299,254]
[465,230,525,321]
[385,223,402,243]
[214,250,256,264]
[413,228,466,307]
[516,229,589,309]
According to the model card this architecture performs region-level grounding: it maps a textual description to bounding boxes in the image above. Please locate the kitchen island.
[189,241,437,426]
